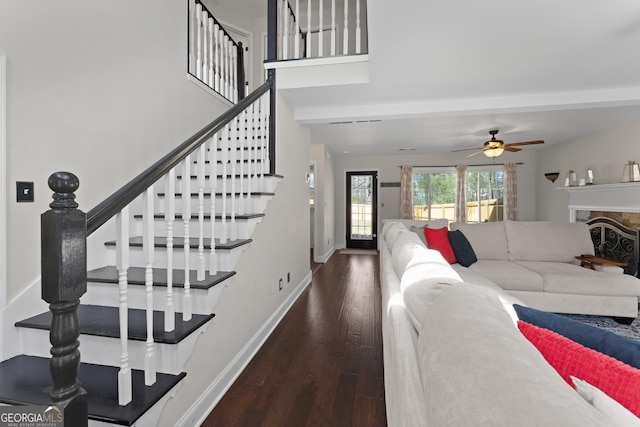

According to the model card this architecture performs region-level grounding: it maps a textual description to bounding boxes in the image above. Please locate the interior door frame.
[345,170,378,249]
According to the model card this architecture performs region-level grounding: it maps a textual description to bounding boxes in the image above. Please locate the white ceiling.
[221,0,640,156]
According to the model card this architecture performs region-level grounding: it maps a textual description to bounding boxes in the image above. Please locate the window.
[413,167,504,223]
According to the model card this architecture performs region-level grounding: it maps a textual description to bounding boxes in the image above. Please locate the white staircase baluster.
[208,17,215,87]
[143,187,157,386]
[188,0,197,75]
[306,0,311,58]
[225,38,231,100]
[259,94,267,192]
[229,117,238,241]
[195,2,203,80]
[202,9,209,86]
[164,169,175,332]
[182,156,193,321]
[262,93,271,185]
[220,126,229,244]
[343,0,349,55]
[294,0,300,58]
[214,23,221,93]
[356,0,361,54]
[318,0,324,57]
[283,0,289,60]
[197,144,206,280]
[221,34,227,98]
[231,41,238,103]
[251,102,259,192]
[208,134,218,273]
[116,207,132,406]
[238,108,246,215]
[331,0,336,56]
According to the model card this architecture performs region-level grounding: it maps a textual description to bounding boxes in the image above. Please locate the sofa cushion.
[571,378,640,427]
[513,304,640,370]
[390,231,425,279]
[409,225,429,246]
[383,221,410,247]
[505,220,595,262]
[466,260,544,292]
[417,284,610,427]
[515,261,640,296]
[448,230,477,267]
[401,248,462,330]
[518,321,640,418]
[423,227,457,264]
[449,221,508,260]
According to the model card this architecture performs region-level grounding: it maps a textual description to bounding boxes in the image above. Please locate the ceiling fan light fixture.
[483,146,504,158]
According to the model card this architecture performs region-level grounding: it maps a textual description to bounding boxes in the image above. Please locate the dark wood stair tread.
[133,213,265,220]
[177,173,283,180]
[156,191,275,197]
[104,236,252,250]
[88,266,235,290]
[0,355,185,426]
[16,305,214,344]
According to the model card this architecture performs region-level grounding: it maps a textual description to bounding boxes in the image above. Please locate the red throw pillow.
[518,321,640,417]
[423,227,457,264]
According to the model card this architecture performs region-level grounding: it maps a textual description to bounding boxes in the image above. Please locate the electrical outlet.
[279,278,283,291]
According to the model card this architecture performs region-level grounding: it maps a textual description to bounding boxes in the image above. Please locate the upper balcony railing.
[269,0,368,61]
[188,0,245,102]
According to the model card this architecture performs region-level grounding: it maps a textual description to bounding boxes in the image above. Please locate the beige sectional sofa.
[380,219,640,427]
[450,220,640,318]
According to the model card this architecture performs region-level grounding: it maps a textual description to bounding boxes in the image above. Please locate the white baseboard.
[178,270,312,427]
[315,246,335,263]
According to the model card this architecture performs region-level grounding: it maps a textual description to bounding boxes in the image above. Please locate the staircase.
[0,81,279,426]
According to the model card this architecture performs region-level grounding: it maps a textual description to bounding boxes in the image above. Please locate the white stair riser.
[155,195,272,215]
[18,326,206,374]
[180,175,279,193]
[132,215,262,239]
[83,281,227,316]
[104,244,247,272]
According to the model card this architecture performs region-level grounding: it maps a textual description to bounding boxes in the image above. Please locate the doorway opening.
[346,171,378,249]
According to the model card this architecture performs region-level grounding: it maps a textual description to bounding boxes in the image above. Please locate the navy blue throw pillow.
[448,230,477,267]
[513,304,640,370]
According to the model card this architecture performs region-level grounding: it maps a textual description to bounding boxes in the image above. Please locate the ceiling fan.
[452,129,544,158]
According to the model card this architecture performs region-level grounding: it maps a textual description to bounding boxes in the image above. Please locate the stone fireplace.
[562,183,640,276]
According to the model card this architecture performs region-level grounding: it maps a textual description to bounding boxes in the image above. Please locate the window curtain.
[455,165,467,223]
[504,162,519,221]
[400,165,413,219]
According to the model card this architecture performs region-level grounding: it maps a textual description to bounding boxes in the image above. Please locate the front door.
[346,171,378,249]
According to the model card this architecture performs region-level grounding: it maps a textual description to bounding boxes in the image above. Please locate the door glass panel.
[350,175,373,240]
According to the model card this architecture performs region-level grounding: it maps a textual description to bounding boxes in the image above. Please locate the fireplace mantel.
[558,183,640,222]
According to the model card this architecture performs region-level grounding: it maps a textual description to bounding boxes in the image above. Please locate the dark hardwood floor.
[202,250,386,427]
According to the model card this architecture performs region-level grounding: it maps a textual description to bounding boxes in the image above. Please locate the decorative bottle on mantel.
[565,170,578,186]
[621,161,640,183]
[585,168,594,185]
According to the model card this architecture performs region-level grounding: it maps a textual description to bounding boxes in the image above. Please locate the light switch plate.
[17,181,34,202]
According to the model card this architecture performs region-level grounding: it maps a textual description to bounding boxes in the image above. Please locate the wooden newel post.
[41,171,88,426]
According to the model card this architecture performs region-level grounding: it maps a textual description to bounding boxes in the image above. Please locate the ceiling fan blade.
[466,150,485,157]
[451,147,483,153]
[505,140,544,147]
[503,146,521,152]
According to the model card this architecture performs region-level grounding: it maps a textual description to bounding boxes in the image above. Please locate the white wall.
[0,0,237,303]
[309,144,335,261]
[535,118,640,222]
[159,92,311,427]
[333,149,537,248]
